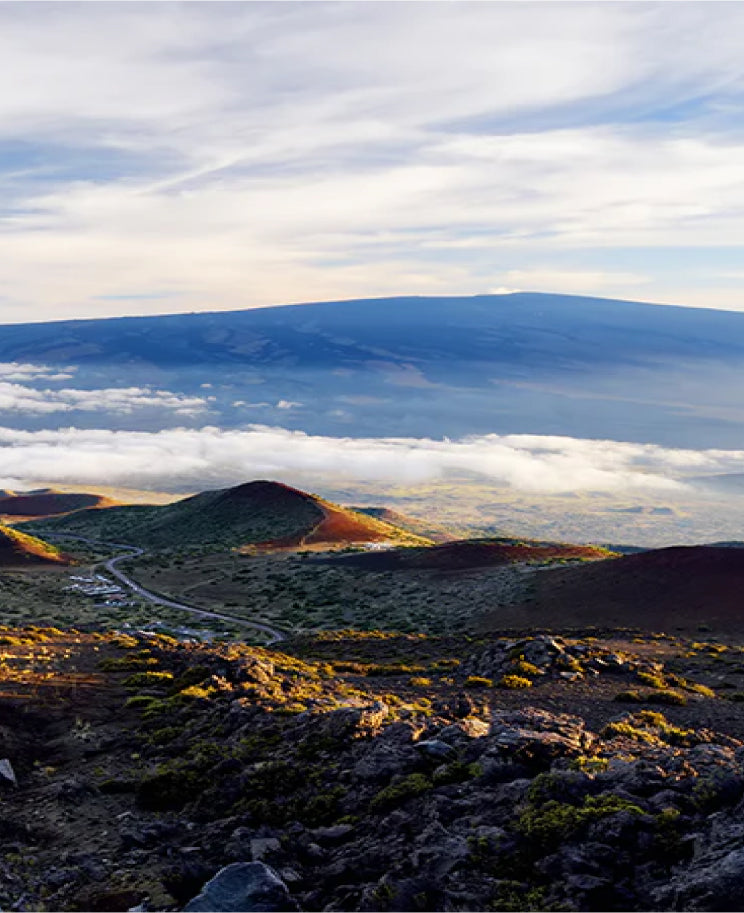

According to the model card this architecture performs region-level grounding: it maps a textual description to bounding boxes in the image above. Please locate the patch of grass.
[613,689,644,703]
[497,674,532,689]
[646,689,688,706]
[637,671,666,689]
[123,670,174,688]
[370,773,433,812]
[516,794,645,847]
[464,675,494,688]
[409,676,432,687]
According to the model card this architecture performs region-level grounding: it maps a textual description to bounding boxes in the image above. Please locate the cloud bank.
[0,424,740,496]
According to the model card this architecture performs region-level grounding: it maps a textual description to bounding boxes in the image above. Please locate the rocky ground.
[3,627,744,910]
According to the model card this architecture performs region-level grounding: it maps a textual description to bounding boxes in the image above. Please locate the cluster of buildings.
[64,573,132,607]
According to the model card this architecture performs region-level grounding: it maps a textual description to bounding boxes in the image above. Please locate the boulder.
[320,701,389,741]
[183,862,296,912]
[414,740,456,762]
[0,757,17,787]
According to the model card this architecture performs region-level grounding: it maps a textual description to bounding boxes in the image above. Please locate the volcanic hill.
[0,489,120,521]
[478,545,744,638]
[23,480,430,550]
[0,525,70,566]
[326,537,615,572]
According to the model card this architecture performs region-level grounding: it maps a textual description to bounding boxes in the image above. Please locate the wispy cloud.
[0,361,76,382]
[0,378,208,416]
[0,4,744,320]
[0,424,742,495]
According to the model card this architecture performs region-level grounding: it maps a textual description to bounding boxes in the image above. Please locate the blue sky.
[1,1,744,322]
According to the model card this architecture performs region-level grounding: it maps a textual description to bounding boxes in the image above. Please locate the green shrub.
[601,720,660,745]
[464,675,494,688]
[409,676,432,687]
[123,670,174,689]
[370,773,433,812]
[509,660,541,677]
[124,695,160,710]
[516,794,645,846]
[637,671,665,688]
[432,761,482,786]
[497,674,532,689]
[647,689,688,706]
[613,689,644,703]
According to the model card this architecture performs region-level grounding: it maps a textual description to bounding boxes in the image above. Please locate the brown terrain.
[0,525,71,566]
[325,538,613,572]
[237,486,429,551]
[477,545,744,639]
[0,489,120,522]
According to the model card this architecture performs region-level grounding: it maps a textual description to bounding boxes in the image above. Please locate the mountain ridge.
[4,291,744,445]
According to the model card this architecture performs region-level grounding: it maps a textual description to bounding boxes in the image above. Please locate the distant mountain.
[4,292,744,445]
[0,525,70,566]
[0,490,120,520]
[23,480,429,550]
[477,545,744,637]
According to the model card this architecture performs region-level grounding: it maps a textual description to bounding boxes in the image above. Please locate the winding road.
[35,531,286,644]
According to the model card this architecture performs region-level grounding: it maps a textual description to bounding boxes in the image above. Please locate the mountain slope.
[0,525,71,565]
[4,292,744,444]
[347,507,460,543]
[0,490,120,520]
[24,480,429,550]
[325,537,616,571]
[477,545,744,637]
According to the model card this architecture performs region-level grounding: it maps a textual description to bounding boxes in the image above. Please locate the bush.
[509,659,541,677]
[497,674,532,689]
[409,676,432,687]
[516,794,645,847]
[464,675,493,688]
[613,689,644,703]
[123,670,174,689]
[647,689,688,706]
[370,774,433,812]
[637,671,666,689]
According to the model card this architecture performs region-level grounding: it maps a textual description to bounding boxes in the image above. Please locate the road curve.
[34,531,287,644]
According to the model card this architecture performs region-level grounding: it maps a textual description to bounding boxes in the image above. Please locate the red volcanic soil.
[328,539,612,572]
[303,504,394,545]
[0,526,71,566]
[477,545,744,637]
[0,491,120,520]
[252,501,405,551]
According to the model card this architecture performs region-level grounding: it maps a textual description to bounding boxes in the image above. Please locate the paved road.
[35,531,286,644]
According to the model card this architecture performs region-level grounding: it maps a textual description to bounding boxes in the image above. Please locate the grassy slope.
[0,525,69,565]
[24,482,430,550]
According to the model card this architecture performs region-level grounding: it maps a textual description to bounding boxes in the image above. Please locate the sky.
[1,1,744,324]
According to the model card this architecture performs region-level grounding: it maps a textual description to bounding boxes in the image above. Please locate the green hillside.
[22,480,426,551]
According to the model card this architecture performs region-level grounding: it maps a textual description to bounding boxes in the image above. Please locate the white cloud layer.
[0,380,208,416]
[0,3,744,319]
[0,425,741,495]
